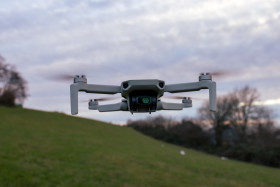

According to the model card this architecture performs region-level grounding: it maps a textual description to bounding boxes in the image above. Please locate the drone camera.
[137,96,151,104]
[130,91,158,112]
[120,80,165,113]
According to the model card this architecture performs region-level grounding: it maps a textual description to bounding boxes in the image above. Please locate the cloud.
[254,99,280,106]
[1,0,280,123]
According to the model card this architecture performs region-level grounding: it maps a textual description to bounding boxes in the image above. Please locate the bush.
[218,144,280,167]
[0,90,16,107]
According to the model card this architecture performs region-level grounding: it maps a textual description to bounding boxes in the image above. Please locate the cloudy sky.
[1,0,280,124]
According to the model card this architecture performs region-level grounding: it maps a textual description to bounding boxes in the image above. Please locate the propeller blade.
[210,71,229,77]
[94,97,118,102]
[201,70,234,78]
[47,73,96,82]
[79,99,93,103]
[48,74,78,81]
[79,97,119,103]
[164,95,187,100]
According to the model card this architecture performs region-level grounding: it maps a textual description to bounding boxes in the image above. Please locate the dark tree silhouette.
[198,86,273,145]
[198,94,239,146]
[230,86,260,141]
[0,55,28,106]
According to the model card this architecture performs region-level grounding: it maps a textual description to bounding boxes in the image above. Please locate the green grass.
[0,106,279,187]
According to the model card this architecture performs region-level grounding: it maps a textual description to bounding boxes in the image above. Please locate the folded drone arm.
[157,101,192,110]
[91,101,190,112]
[164,81,216,112]
[70,83,121,115]
[95,102,128,112]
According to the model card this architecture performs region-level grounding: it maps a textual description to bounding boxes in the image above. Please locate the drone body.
[70,74,216,115]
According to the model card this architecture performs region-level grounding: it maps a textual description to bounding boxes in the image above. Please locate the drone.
[70,73,216,115]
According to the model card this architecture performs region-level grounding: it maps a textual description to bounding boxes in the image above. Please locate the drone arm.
[157,101,192,110]
[97,102,128,112]
[70,83,121,115]
[85,84,121,94]
[88,101,128,112]
[165,82,201,93]
[157,101,183,110]
[165,81,216,112]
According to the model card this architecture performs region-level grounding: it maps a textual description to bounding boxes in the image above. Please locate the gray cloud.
[1,0,280,123]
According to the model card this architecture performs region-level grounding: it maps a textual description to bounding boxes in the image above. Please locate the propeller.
[201,70,234,78]
[93,97,119,102]
[46,73,97,82]
[79,97,119,103]
[47,74,80,81]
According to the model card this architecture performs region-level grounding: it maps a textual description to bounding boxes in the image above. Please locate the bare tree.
[0,55,28,106]
[198,86,274,145]
[230,86,260,140]
[199,94,238,146]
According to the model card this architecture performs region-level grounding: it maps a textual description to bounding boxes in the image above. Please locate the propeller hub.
[182,97,192,104]
[89,99,98,110]
[74,75,87,83]
[199,73,212,81]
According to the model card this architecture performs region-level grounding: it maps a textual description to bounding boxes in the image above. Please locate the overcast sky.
[1,0,280,124]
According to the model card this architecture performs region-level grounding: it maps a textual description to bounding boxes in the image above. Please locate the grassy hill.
[0,107,279,187]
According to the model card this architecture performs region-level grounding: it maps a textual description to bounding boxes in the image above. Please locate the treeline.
[127,116,210,148]
[127,86,280,168]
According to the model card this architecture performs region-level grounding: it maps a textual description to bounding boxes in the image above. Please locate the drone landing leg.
[70,83,121,115]
[165,81,216,112]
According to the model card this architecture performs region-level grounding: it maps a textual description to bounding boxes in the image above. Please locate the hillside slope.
[0,107,279,187]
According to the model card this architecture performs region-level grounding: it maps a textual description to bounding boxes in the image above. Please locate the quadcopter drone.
[70,73,216,115]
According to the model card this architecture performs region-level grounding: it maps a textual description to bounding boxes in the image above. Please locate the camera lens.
[137,96,150,104]
[141,97,150,104]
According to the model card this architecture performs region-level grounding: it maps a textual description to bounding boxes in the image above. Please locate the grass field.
[0,106,280,186]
